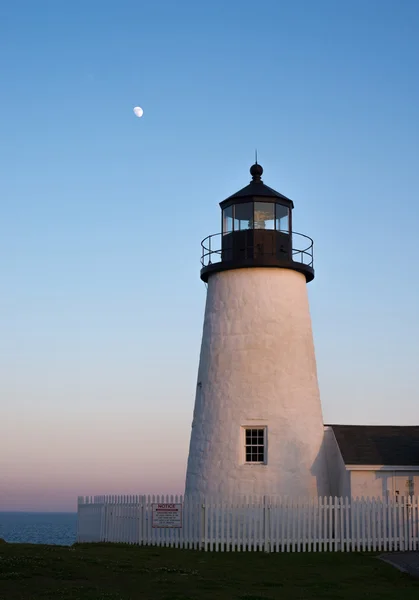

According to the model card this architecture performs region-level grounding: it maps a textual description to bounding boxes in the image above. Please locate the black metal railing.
[201,231,314,268]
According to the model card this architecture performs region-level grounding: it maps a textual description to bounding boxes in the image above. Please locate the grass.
[0,541,418,599]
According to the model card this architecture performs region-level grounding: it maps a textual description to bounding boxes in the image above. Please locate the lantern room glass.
[222,202,290,234]
[234,202,253,230]
[275,203,289,233]
[222,205,233,235]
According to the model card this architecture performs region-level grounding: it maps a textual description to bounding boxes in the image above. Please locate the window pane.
[222,206,233,235]
[275,204,289,232]
[244,427,266,463]
[234,203,253,230]
[254,202,275,230]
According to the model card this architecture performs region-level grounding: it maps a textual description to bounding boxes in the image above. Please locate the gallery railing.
[201,231,314,268]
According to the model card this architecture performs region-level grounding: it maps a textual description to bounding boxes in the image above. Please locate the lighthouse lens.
[254,202,275,229]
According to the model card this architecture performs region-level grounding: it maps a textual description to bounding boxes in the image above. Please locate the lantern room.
[200,163,315,283]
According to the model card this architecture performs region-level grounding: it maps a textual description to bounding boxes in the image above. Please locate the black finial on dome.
[250,162,263,181]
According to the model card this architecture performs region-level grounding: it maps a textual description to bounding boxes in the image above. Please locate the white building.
[185,163,330,499]
[325,424,419,498]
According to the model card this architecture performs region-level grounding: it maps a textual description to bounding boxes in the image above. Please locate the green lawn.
[0,541,418,600]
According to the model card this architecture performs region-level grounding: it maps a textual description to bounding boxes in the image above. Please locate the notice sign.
[152,503,183,528]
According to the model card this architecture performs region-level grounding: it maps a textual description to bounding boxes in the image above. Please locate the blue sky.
[1,0,419,510]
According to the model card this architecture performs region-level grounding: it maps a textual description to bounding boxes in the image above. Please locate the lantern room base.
[201,259,314,283]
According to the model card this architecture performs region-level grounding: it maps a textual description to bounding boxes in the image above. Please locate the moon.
[133,106,144,118]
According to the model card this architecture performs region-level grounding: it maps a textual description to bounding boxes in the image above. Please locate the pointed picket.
[366,498,371,552]
[344,497,349,552]
[335,496,340,552]
[327,496,332,552]
[393,496,398,551]
[378,496,383,553]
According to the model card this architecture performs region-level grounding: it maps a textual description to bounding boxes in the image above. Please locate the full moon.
[133,106,144,118]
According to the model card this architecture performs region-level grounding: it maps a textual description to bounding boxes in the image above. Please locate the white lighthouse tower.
[185,163,330,499]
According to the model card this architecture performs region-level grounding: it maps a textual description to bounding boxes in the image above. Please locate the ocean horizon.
[0,512,77,545]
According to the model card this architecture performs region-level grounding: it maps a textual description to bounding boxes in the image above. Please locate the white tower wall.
[185,267,330,498]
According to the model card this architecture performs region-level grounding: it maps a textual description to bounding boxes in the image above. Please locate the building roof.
[327,424,419,466]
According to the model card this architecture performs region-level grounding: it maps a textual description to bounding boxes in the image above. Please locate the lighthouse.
[185,163,330,499]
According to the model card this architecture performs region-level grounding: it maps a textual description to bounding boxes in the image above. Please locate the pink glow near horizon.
[2,409,190,512]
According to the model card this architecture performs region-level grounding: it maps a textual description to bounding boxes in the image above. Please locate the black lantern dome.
[200,164,314,283]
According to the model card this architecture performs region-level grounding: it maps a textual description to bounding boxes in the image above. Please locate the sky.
[1,0,419,511]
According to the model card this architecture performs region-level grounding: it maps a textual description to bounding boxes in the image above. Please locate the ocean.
[0,512,77,545]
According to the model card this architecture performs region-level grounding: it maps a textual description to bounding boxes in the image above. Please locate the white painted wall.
[393,472,419,497]
[350,471,389,499]
[350,471,419,498]
[185,267,330,498]
[323,427,350,497]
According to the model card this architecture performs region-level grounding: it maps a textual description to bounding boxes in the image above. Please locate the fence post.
[200,500,206,551]
[76,496,83,543]
[104,501,109,542]
[140,495,145,546]
[100,502,106,542]
[263,495,270,553]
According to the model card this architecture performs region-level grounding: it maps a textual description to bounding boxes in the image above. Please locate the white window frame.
[242,426,267,465]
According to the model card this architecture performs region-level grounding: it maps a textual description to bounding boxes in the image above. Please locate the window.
[254,202,275,230]
[244,428,266,464]
[222,205,233,234]
[275,203,289,232]
[234,202,253,230]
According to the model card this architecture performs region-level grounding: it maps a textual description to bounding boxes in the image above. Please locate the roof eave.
[219,182,294,209]
[345,464,419,471]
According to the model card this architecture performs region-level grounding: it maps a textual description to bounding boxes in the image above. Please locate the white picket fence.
[77,494,419,552]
